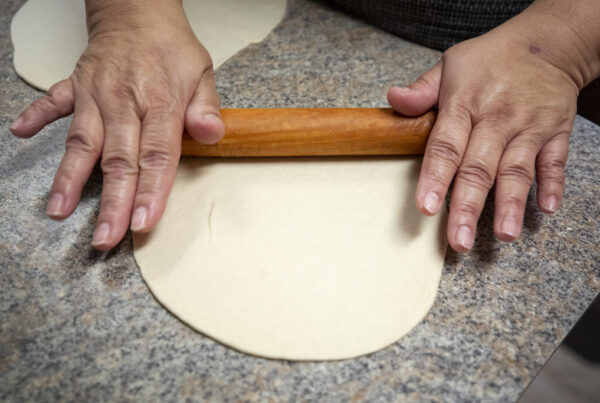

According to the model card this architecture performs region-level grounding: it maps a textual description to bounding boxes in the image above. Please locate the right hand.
[10,0,224,250]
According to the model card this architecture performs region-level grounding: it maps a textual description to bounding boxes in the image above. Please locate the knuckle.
[454,198,482,221]
[198,58,215,77]
[477,112,510,130]
[130,84,181,118]
[426,138,463,169]
[538,162,566,186]
[138,116,181,171]
[444,100,475,121]
[477,98,517,123]
[95,76,135,109]
[134,180,166,201]
[53,164,87,190]
[65,129,101,156]
[456,160,495,189]
[30,96,56,114]
[101,153,139,178]
[424,168,451,188]
[551,110,572,129]
[539,102,572,125]
[53,168,76,186]
[538,155,567,174]
[497,162,534,186]
[109,82,134,105]
[145,92,178,115]
[100,194,126,214]
[138,147,175,171]
[47,81,72,103]
[146,93,176,114]
[541,174,565,187]
[500,194,526,212]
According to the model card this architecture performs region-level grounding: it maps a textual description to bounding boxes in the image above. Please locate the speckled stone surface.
[1,0,599,401]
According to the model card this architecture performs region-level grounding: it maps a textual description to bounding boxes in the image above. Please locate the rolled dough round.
[133,158,446,360]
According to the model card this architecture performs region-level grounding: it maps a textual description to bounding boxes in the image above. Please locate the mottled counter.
[1,0,599,401]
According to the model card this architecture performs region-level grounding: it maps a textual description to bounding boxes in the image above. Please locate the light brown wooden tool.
[181,108,435,157]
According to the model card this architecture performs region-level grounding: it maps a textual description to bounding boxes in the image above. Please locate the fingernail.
[10,116,24,131]
[456,225,474,250]
[200,114,224,144]
[545,195,558,212]
[46,193,65,217]
[423,192,439,214]
[203,113,221,122]
[501,216,520,239]
[395,86,411,93]
[92,223,111,247]
[130,206,147,232]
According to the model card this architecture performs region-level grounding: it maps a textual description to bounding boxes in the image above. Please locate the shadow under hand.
[62,164,103,273]
[470,187,499,266]
[398,157,425,239]
[443,184,498,270]
[523,184,543,235]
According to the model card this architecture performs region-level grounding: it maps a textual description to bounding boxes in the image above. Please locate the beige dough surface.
[11,0,287,91]
[12,0,447,361]
[133,158,447,360]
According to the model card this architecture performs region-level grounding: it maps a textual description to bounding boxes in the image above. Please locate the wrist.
[84,0,187,40]
[503,0,600,89]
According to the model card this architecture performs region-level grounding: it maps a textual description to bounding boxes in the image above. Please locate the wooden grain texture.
[181,108,436,157]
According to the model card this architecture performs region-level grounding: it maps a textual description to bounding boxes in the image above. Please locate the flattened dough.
[11,0,287,91]
[133,158,446,360]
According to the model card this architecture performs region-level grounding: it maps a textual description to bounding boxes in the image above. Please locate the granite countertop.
[1,0,599,401]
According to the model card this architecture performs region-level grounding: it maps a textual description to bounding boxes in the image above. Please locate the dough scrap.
[11,0,287,91]
[133,158,446,360]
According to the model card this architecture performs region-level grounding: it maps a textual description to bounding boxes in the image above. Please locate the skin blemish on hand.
[528,45,542,55]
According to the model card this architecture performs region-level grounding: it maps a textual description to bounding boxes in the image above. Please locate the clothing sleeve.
[329,0,533,51]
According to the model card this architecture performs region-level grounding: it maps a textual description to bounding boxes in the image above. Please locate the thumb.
[387,61,442,116]
[10,78,74,138]
[185,66,225,145]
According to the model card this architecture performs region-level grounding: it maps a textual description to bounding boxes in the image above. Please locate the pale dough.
[11,0,447,361]
[133,158,446,360]
[11,0,287,91]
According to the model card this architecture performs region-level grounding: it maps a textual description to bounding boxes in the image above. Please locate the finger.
[47,95,104,220]
[184,65,225,144]
[130,111,183,233]
[447,123,508,252]
[10,79,74,138]
[494,138,539,242]
[415,99,471,217]
[92,108,141,250]
[535,132,569,213]
[387,61,442,116]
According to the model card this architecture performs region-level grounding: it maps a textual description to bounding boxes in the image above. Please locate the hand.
[10,0,224,250]
[387,11,584,252]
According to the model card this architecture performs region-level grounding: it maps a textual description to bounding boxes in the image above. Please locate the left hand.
[387,15,581,253]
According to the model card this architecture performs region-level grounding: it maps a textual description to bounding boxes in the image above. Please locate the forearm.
[499,0,600,89]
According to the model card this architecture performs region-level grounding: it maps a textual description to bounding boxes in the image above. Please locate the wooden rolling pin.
[181,108,435,157]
